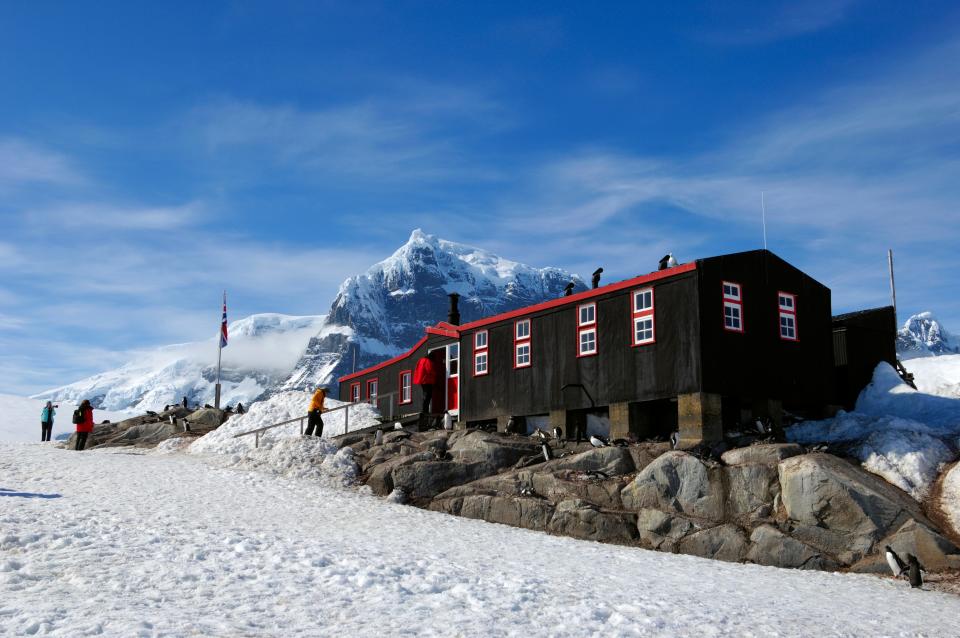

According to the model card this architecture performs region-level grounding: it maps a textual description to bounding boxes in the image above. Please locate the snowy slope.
[788,363,960,500]
[277,229,585,392]
[32,313,326,412]
[0,394,136,443]
[898,311,959,359]
[4,443,960,637]
[904,353,960,399]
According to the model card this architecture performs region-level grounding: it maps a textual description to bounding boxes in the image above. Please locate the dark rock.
[392,461,497,499]
[746,525,839,570]
[366,452,437,496]
[547,499,638,543]
[620,451,725,520]
[724,463,780,518]
[678,524,748,563]
[636,509,699,552]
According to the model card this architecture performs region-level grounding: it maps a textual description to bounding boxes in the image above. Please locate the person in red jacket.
[413,356,437,416]
[74,399,94,451]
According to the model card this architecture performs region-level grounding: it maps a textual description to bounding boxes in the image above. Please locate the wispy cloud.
[700,0,861,45]
[0,139,85,190]
[190,83,508,184]
[25,201,207,231]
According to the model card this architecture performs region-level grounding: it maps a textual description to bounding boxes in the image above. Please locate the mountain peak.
[897,312,958,359]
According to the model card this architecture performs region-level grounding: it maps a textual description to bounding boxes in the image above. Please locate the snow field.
[4,443,960,637]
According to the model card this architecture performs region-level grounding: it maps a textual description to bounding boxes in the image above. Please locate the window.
[577,302,598,357]
[515,319,530,340]
[474,351,488,375]
[473,330,489,376]
[578,303,596,326]
[399,370,412,404]
[367,378,378,400]
[722,281,744,333]
[448,343,459,376]
[514,319,532,368]
[779,292,798,341]
[632,287,655,345]
[350,382,360,403]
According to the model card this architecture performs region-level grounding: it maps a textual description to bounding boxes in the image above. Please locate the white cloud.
[24,201,206,231]
[0,139,85,189]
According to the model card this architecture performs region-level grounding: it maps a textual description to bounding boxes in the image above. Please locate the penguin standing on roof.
[563,282,575,297]
[591,268,603,289]
[885,546,908,579]
[658,253,678,270]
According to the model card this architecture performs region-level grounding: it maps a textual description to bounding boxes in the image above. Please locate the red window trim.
[398,370,412,404]
[778,291,799,341]
[722,280,745,333]
[366,377,379,400]
[514,318,532,369]
[577,302,598,358]
[350,382,361,403]
[631,287,655,346]
[473,350,489,376]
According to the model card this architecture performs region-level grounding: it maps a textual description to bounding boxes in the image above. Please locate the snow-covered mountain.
[33,230,584,410]
[897,312,959,359]
[33,314,326,411]
[278,229,586,392]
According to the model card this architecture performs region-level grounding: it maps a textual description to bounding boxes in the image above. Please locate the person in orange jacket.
[413,356,436,416]
[305,387,326,437]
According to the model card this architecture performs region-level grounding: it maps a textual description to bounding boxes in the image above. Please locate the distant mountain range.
[897,312,959,359]
[34,230,585,411]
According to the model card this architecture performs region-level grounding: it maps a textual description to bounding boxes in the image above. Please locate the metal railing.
[232,391,401,448]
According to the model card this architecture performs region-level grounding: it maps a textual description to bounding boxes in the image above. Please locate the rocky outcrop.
[62,406,205,450]
[336,429,960,575]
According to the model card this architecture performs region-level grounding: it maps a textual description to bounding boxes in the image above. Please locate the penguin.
[591,268,603,289]
[666,254,678,268]
[146,410,157,417]
[907,554,924,588]
[533,428,549,441]
[589,435,608,448]
[553,426,563,441]
[563,282,576,297]
[541,442,553,462]
[393,422,403,431]
[658,254,671,270]
[611,438,630,447]
[754,419,770,435]
[374,429,384,446]
[585,470,610,480]
[670,431,680,449]
[885,545,908,578]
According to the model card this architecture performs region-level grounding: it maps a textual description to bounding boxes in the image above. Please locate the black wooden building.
[340,249,851,444]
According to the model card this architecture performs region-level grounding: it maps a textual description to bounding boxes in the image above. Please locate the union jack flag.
[220,292,228,348]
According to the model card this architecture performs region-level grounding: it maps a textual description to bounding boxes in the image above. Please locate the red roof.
[338,262,697,383]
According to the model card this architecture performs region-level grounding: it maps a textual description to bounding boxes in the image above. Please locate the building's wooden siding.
[337,334,455,418]
[696,250,834,411]
[459,270,701,422]
[832,306,896,409]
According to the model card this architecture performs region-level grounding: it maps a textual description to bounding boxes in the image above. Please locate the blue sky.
[2,1,959,394]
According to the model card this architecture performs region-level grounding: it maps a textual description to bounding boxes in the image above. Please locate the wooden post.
[299,417,304,435]
[345,404,350,433]
[255,432,259,448]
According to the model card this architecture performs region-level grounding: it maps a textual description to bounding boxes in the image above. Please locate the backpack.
[72,409,84,424]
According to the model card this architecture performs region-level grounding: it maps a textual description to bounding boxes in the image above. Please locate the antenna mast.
[888,249,898,327]
[761,191,768,250]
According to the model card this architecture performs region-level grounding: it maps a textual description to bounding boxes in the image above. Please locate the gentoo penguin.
[885,545,908,578]
[563,282,575,297]
[670,431,680,449]
[585,470,610,480]
[666,254,678,268]
[591,268,603,289]
[374,429,384,445]
[541,442,553,462]
[754,419,770,435]
[907,554,924,588]
[658,254,671,270]
[553,426,563,441]
[393,422,403,430]
[534,428,548,441]
[589,435,608,448]
[146,410,157,417]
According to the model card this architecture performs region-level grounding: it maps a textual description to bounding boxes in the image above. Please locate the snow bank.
[788,363,960,500]
[942,462,960,540]
[186,391,380,484]
[905,353,960,399]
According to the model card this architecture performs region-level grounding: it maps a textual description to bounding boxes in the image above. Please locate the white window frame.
[723,301,743,332]
[631,287,655,346]
[578,303,596,327]
[474,330,488,350]
[474,351,488,376]
[515,341,531,368]
[367,378,378,400]
[515,319,531,341]
[578,326,598,356]
[399,370,412,404]
[350,382,360,403]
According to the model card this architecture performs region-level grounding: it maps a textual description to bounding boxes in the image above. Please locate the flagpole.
[215,290,224,409]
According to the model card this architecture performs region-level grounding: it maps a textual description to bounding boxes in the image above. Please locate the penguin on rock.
[885,545,908,579]
[589,435,608,448]
[907,554,924,589]
[670,431,680,450]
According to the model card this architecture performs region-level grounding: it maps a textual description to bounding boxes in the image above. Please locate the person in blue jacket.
[40,401,56,442]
